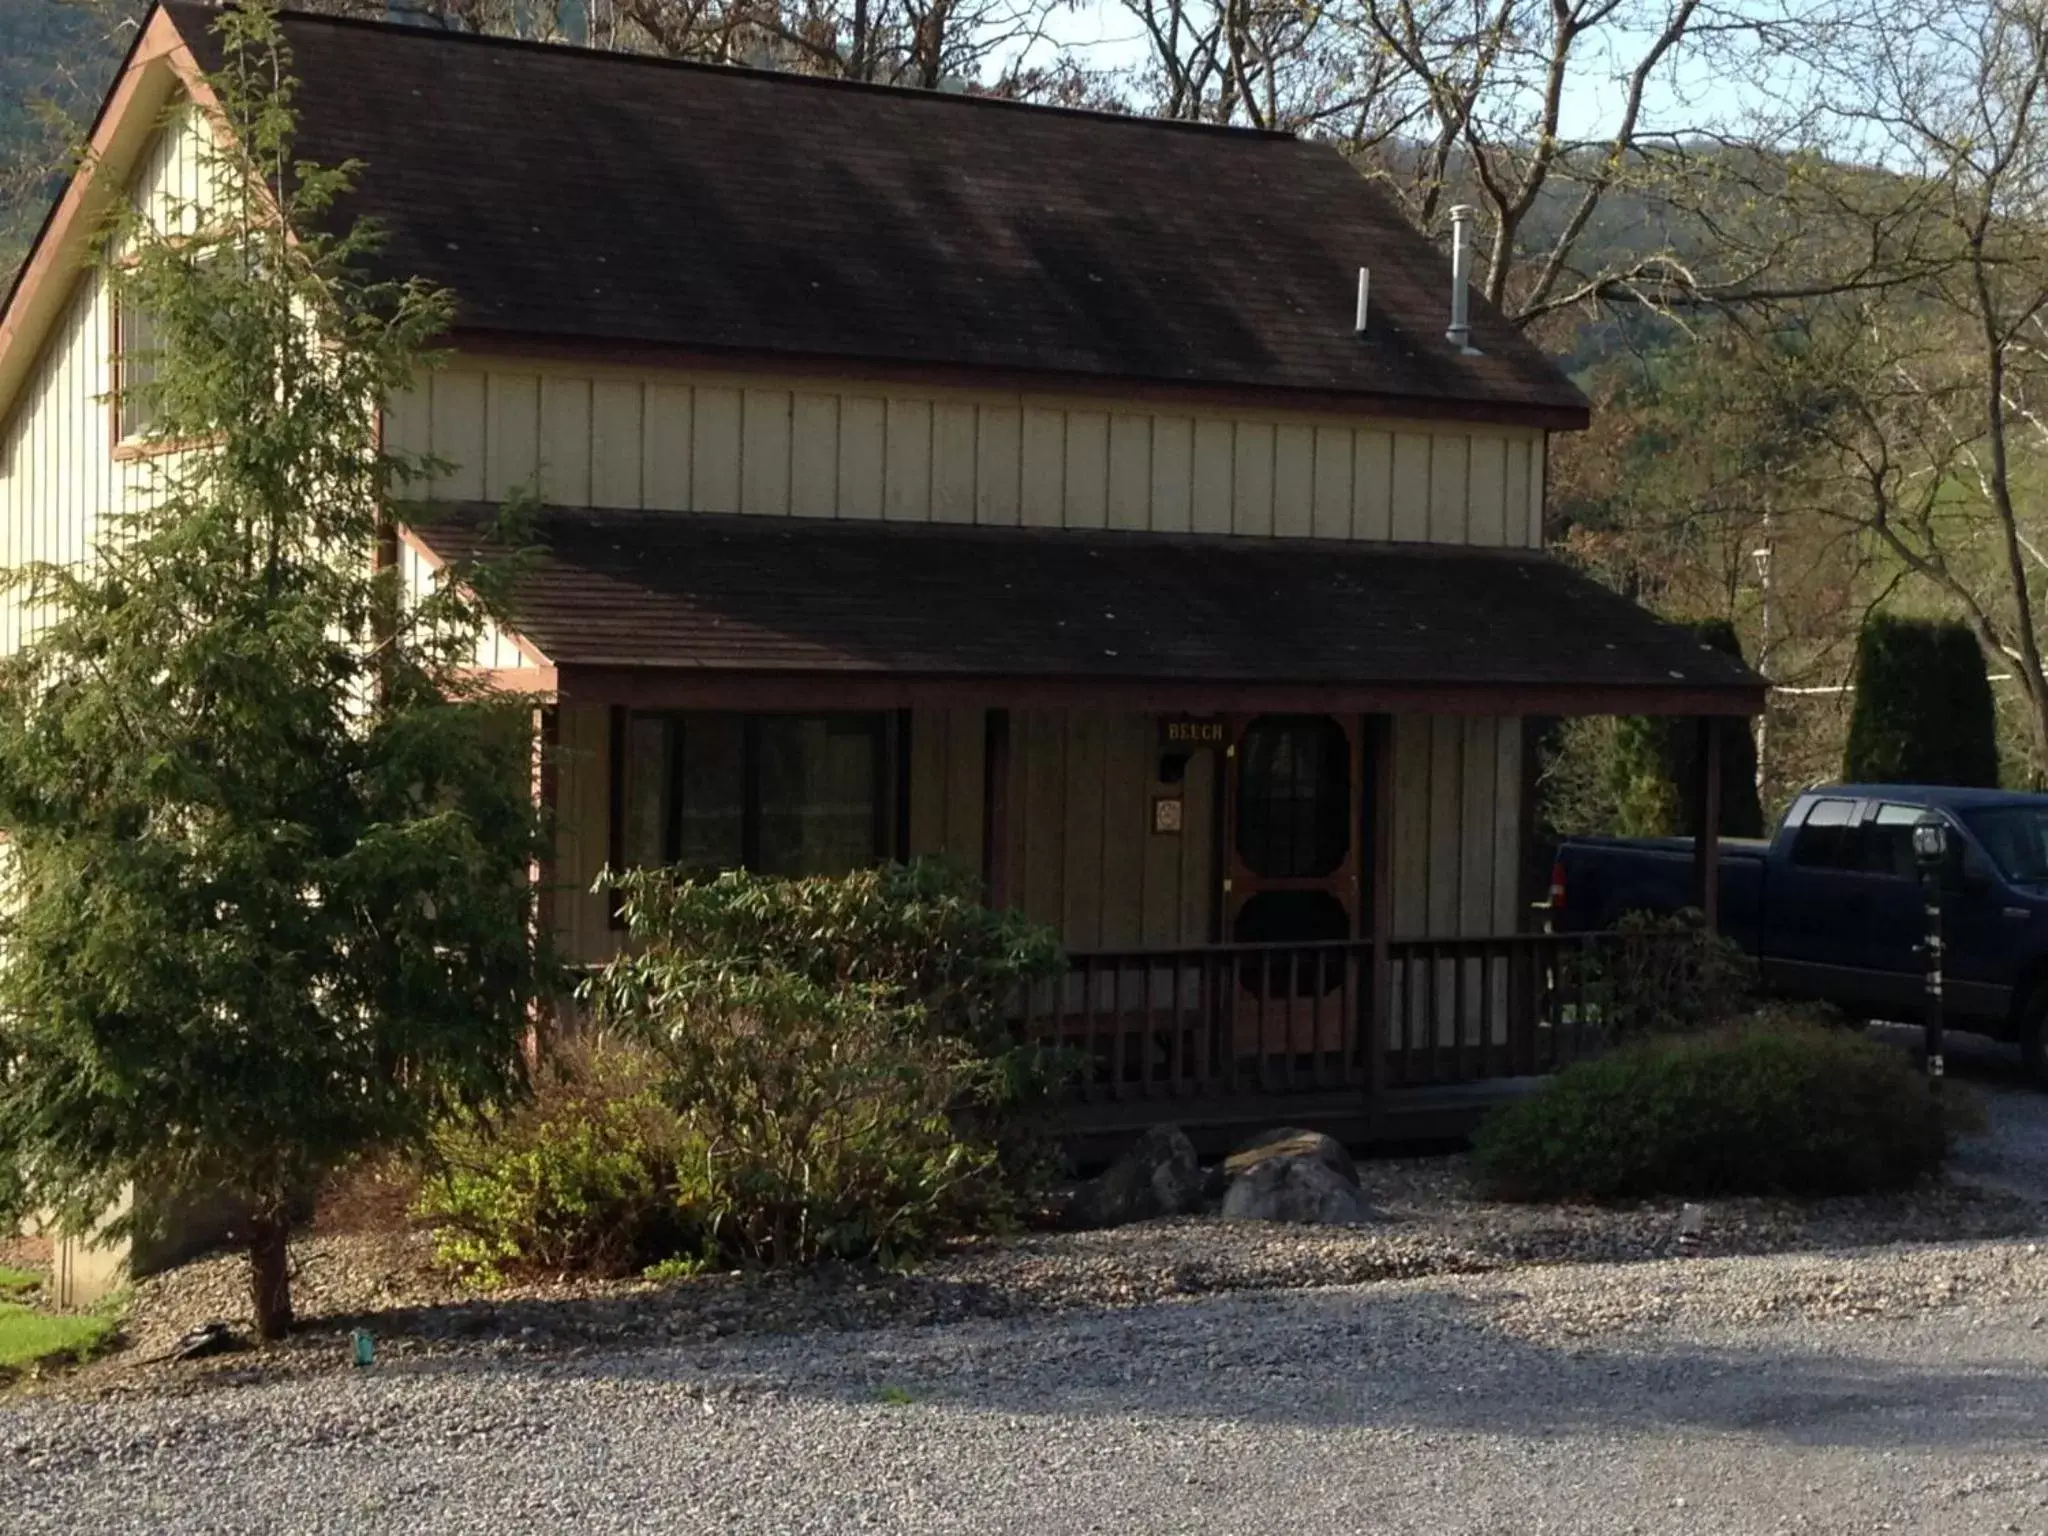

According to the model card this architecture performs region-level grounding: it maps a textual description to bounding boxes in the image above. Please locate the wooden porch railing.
[1025,931,1627,1104]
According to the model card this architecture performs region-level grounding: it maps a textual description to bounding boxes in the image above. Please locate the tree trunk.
[248,1208,294,1341]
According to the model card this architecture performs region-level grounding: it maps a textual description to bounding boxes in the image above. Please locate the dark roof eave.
[442,325,1594,432]
[550,660,1762,716]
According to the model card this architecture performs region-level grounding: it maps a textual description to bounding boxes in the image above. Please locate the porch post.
[982,707,1011,908]
[1367,715,1395,1130]
[605,704,626,927]
[1691,715,1724,932]
[531,700,561,1049]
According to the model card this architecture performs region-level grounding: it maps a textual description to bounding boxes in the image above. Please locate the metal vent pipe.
[1447,206,1479,354]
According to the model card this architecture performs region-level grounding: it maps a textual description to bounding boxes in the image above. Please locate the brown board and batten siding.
[996,711,1219,951]
[0,112,208,657]
[383,363,1547,548]
[552,702,614,965]
[546,701,1522,970]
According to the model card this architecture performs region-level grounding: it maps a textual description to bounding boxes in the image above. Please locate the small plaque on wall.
[1159,716,1227,750]
[1152,795,1185,835]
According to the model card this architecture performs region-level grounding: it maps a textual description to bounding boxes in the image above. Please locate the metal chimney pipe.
[1354,266,1370,336]
[1447,205,1480,354]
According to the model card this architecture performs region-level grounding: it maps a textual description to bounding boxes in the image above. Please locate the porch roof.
[413,506,1764,716]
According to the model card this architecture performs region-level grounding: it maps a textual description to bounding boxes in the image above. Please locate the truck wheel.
[2019,985,2048,1092]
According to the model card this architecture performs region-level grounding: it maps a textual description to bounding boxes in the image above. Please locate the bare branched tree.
[1104,0,1934,334]
[354,0,1075,88]
[1736,0,2048,775]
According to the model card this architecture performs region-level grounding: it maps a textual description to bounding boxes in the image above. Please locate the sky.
[1006,0,1794,145]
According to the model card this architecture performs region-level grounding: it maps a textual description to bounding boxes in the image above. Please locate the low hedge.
[1472,1018,1953,1201]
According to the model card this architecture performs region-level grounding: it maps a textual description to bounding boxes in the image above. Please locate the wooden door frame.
[1220,712,1368,940]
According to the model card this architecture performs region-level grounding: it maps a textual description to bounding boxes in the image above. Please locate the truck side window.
[1864,803,1924,878]
[1790,798,1858,868]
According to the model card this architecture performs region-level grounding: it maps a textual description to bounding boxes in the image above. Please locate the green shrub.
[598,858,1065,1054]
[413,1038,698,1286]
[573,860,1068,1269]
[1844,615,1998,786]
[1472,1017,1951,1201]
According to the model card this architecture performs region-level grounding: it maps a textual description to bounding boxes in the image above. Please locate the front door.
[1222,715,1366,1081]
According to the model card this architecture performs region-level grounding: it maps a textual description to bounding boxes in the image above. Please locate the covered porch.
[415,507,1765,1143]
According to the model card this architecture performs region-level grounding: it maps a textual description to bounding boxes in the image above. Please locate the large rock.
[1222,1127,1359,1189]
[1219,1130,1377,1226]
[1063,1124,1205,1228]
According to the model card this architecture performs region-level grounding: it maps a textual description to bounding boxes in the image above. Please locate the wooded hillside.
[0,1,133,285]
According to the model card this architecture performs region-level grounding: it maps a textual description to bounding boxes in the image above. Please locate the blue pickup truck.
[1553,784,2048,1084]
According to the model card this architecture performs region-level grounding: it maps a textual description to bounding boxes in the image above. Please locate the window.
[1789,797,1858,868]
[1864,803,1926,879]
[620,712,886,878]
[1962,805,2048,885]
[1235,716,1350,878]
[114,295,161,443]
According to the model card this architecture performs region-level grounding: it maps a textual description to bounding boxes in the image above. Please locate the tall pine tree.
[0,3,546,1337]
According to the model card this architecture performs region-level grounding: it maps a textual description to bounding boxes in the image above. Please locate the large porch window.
[620,712,887,877]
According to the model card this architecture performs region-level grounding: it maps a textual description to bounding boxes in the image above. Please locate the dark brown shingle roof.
[164,4,1586,424]
[413,508,1760,710]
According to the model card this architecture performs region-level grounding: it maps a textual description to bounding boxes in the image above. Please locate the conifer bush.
[1844,615,1999,786]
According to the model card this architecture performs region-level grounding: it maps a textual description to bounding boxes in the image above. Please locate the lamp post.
[1912,815,1949,1091]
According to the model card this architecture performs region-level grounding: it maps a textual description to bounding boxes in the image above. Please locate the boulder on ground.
[1219,1138,1377,1226]
[1223,1127,1359,1189]
[1063,1124,1205,1228]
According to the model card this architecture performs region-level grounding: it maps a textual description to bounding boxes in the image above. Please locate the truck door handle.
[2004,907,2030,921]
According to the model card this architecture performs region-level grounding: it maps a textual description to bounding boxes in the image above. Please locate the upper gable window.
[113,294,162,446]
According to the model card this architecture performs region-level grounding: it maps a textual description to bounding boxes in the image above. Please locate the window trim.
[1863,801,1927,881]
[1788,795,1861,870]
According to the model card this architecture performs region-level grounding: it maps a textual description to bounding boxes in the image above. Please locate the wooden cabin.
[0,3,1763,1152]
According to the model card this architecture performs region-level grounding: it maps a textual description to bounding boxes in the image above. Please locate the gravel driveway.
[7,1025,2046,1535]
[8,1239,2048,1535]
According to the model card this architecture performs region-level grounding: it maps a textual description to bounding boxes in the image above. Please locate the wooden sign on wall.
[1159,716,1226,750]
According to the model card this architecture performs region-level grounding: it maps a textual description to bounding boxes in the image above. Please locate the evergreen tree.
[0,3,546,1338]
[1606,620,1766,838]
[1844,615,2000,787]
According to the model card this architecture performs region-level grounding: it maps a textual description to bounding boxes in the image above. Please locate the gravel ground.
[1878,1021,2048,1206]
[7,1239,2048,1534]
[47,1141,2031,1397]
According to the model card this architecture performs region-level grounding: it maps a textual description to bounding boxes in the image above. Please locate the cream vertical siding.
[905,707,987,871]
[0,109,212,660]
[394,537,536,673]
[389,360,1549,548]
[1386,713,1524,939]
[1385,713,1527,1050]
